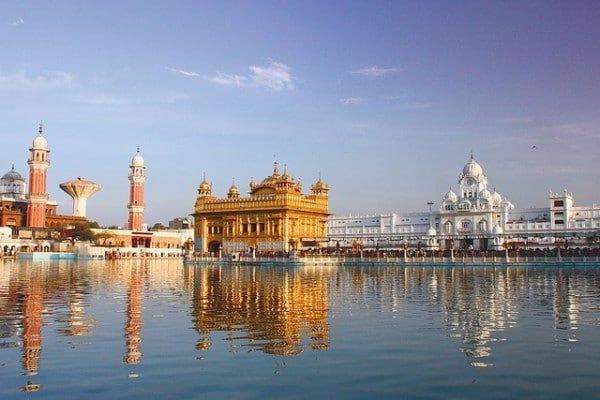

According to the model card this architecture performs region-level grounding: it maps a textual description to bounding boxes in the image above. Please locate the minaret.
[128,148,145,231]
[27,124,50,228]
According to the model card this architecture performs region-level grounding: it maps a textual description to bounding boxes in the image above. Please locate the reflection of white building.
[328,154,600,250]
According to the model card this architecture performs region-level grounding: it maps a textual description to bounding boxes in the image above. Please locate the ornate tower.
[27,124,50,228]
[128,148,146,231]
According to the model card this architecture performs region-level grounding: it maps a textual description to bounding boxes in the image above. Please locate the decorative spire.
[11,163,14,171]
[136,145,140,153]
[469,150,474,161]
[283,164,287,175]
[273,161,279,175]
[38,121,43,136]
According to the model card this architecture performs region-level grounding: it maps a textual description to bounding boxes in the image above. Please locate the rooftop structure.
[59,178,101,218]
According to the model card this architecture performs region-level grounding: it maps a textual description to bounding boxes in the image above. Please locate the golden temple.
[193,163,330,254]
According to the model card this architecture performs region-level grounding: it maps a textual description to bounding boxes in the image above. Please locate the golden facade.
[193,163,330,254]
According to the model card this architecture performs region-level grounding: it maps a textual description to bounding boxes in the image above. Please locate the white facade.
[328,154,600,250]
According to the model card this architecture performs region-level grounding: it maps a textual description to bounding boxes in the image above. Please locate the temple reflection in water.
[0,259,598,389]
[191,265,331,356]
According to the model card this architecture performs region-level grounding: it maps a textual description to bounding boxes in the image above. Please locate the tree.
[151,222,166,231]
[69,222,97,242]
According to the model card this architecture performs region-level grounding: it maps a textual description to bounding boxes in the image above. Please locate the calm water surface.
[1,260,600,399]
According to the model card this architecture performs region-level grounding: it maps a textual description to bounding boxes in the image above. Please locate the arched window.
[460,219,472,232]
[444,221,453,234]
[478,219,488,232]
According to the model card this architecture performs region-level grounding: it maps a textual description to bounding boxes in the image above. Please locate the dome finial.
[136,145,140,153]
[273,161,279,175]
[11,163,14,171]
[38,121,43,136]
[470,150,474,161]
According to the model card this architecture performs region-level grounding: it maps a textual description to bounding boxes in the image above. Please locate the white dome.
[491,190,502,205]
[462,158,484,179]
[460,153,487,182]
[32,134,48,150]
[479,189,491,199]
[427,227,437,236]
[444,188,458,202]
[131,152,144,167]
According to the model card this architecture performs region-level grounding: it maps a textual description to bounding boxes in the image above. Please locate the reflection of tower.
[22,281,43,374]
[128,149,145,231]
[26,124,50,228]
[124,267,143,365]
[59,178,101,218]
[60,290,95,337]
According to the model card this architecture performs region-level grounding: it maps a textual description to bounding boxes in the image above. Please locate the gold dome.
[227,181,240,198]
[311,175,329,196]
[198,174,212,196]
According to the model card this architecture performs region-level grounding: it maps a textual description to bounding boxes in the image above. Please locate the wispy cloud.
[205,72,247,87]
[9,18,24,26]
[205,60,295,90]
[350,65,398,78]
[340,97,366,105]
[248,61,295,90]
[0,70,76,90]
[166,67,200,77]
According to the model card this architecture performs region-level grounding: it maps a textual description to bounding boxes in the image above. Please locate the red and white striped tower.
[128,148,145,231]
[26,124,50,228]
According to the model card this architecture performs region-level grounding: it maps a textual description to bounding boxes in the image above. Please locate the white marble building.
[328,154,600,250]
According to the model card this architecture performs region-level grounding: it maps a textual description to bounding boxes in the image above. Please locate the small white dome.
[131,152,144,167]
[32,134,48,150]
[479,189,491,199]
[427,227,437,236]
[491,190,502,205]
[444,188,458,202]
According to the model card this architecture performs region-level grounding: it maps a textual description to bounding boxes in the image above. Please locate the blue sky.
[1,1,599,226]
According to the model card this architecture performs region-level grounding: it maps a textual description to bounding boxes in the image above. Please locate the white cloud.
[350,65,398,77]
[248,61,295,90]
[204,61,295,90]
[340,97,366,105]
[0,70,76,90]
[10,18,24,26]
[205,72,247,87]
[166,67,200,77]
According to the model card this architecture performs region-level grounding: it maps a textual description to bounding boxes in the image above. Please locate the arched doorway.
[208,241,221,254]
